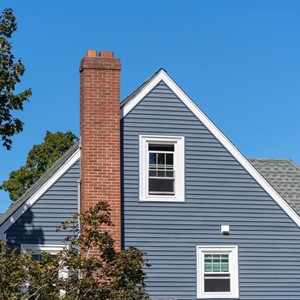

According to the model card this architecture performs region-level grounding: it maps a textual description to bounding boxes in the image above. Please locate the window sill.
[139,195,185,202]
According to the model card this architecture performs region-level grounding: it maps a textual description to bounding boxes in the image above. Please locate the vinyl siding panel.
[6,160,80,247]
[122,82,300,299]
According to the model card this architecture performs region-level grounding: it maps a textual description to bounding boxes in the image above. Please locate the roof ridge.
[120,68,166,108]
[248,158,293,161]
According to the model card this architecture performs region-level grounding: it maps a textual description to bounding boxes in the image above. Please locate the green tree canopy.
[0,202,150,300]
[1,131,78,201]
[0,8,32,150]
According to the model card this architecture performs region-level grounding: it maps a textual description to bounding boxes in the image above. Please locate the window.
[21,244,68,296]
[139,135,184,201]
[197,246,239,299]
[21,244,68,279]
[21,244,64,259]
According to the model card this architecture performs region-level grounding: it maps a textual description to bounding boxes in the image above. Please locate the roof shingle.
[249,159,300,216]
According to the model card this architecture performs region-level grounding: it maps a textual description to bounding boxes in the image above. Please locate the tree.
[0,202,150,300]
[0,131,78,201]
[0,8,32,150]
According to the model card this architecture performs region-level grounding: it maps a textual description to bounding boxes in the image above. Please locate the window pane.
[149,170,157,177]
[149,144,174,151]
[205,263,213,272]
[149,153,156,166]
[32,254,42,261]
[205,254,229,273]
[157,153,165,166]
[165,171,174,177]
[166,154,173,167]
[204,278,230,292]
[149,178,174,194]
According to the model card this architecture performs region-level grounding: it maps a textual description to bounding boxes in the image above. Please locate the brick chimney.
[80,50,121,250]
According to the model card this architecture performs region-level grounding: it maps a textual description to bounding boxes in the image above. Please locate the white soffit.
[121,69,300,228]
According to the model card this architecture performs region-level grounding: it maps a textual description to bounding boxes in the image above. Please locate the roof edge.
[0,142,80,234]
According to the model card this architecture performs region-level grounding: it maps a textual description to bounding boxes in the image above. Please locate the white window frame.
[21,244,68,279]
[139,135,185,202]
[21,244,64,256]
[196,245,239,299]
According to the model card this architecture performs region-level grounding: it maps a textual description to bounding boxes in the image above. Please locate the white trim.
[121,69,300,227]
[139,135,185,202]
[21,244,65,255]
[196,245,239,299]
[21,243,68,290]
[0,149,81,235]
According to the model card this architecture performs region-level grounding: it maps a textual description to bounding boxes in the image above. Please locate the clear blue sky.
[0,0,300,213]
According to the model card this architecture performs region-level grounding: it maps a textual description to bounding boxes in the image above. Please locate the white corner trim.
[0,149,81,235]
[121,69,300,228]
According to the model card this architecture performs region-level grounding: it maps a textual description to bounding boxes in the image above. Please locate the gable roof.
[120,69,300,228]
[249,159,300,217]
[0,142,80,237]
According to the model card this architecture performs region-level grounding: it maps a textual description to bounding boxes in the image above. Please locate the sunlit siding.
[6,160,80,247]
[122,81,300,300]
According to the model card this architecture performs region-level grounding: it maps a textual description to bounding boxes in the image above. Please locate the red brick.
[80,51,121,251]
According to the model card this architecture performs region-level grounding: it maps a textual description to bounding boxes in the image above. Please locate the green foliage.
[1,130,78,201]
[0,241,61,299]
[0,8,32,150]
[0,202,150,300]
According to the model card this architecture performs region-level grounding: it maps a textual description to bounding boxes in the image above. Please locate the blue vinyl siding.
[122,82,300,299]
[6,160,80,247]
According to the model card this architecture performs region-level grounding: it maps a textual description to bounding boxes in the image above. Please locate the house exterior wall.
[6,160,80,247]
[122,81,300,299]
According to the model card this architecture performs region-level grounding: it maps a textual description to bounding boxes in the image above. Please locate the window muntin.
[148,144,175,195]
[139,136,184,202]
[197,246,239,299]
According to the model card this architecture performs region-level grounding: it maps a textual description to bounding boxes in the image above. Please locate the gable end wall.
[6,160,80,247]
[122,81,300,300]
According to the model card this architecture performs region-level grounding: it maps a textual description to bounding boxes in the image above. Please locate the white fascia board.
[0,149,81,235]
[121,69,300,228]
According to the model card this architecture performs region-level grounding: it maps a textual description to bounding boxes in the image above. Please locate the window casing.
[21,244,64,257]
[139,135,185,201]
[21,244,68,278]
[197,246,239,299]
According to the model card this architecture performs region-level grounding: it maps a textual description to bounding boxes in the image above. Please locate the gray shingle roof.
[0,142,80,227]
[249,159,300,216]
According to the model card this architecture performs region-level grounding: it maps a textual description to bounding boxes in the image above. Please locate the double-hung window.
[197,246,239,299]
[139,135,184,201]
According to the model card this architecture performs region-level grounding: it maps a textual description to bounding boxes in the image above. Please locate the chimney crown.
[80,50,120,72]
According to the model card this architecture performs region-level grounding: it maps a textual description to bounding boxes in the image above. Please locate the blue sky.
[0,0,300,212]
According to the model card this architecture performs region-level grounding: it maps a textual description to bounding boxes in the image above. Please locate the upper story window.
[197,245,239,299]
[139,135,184,202]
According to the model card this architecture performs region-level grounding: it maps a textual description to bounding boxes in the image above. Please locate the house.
[1,50,300,299]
